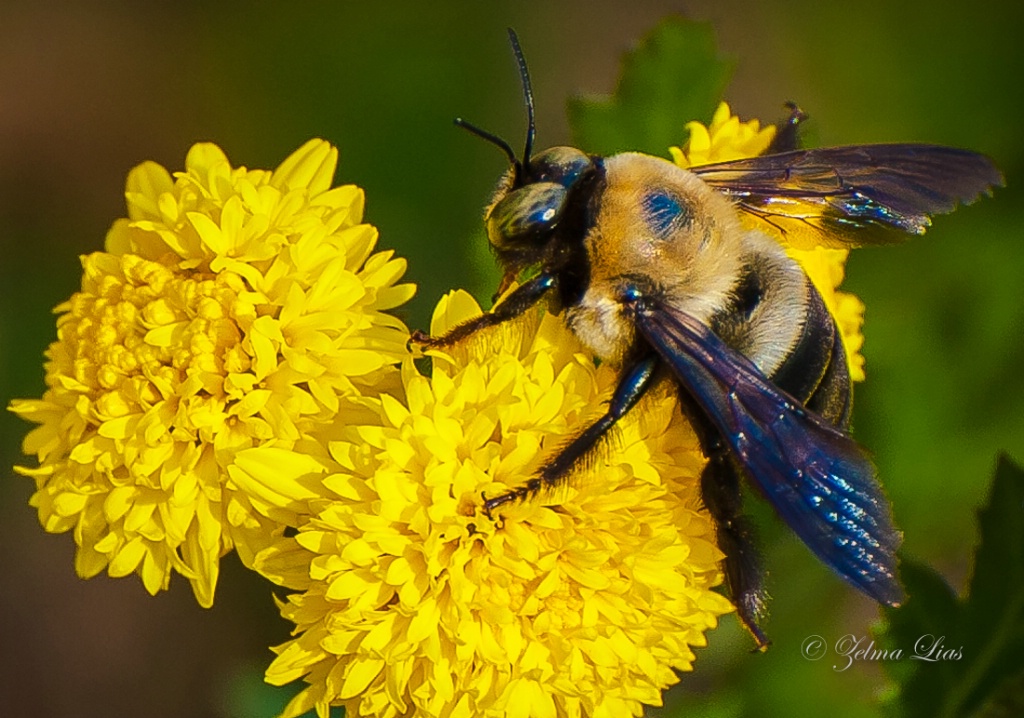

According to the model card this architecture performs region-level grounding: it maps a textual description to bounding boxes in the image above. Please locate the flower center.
[69,253,250,426]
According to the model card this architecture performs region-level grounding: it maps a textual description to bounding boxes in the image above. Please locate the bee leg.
[491,271,517,304]
[483,355,659,514]
[766,102,808,154]
[411,272,557,348]
[700,444,771,650]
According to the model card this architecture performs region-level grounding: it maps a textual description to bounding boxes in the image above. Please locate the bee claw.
[410,329,435,346]
[481,490,508,529]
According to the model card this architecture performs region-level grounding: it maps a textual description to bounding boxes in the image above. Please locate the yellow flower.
[9,140,415,607]
[672,102,866,381]
[670,101,776,167]
[253,292,732,718]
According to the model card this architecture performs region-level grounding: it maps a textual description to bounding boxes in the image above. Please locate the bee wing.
[630,297,904,606]
[691,144,1003,247]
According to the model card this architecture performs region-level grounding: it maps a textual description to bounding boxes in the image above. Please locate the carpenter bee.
[415,30,1002,648]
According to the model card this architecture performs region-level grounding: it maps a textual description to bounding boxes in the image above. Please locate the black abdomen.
[710,248,853,430]
[771,281,852,428]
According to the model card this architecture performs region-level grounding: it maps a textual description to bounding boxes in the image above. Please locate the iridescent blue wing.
[691,144,1002,248]
[629,296,904,606]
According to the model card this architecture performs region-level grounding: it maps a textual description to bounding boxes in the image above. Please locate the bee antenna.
[453,117,520,171]
[506,28,535,170]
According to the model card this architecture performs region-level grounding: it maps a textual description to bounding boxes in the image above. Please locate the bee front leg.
[484,354,659,515]
[411,272,557,348]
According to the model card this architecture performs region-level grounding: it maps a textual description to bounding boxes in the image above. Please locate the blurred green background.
[1,2,1021,717]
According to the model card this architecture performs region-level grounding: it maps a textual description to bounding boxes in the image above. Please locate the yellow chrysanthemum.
[672,102,866,381]
[251,291,732,718]
[9,139,415,607]
[670,101,777,167]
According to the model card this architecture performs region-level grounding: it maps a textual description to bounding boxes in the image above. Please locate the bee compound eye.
[486,181,568,249]
[528,146,594,187]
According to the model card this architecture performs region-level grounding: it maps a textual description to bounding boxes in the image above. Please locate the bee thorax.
[566,294,636,363]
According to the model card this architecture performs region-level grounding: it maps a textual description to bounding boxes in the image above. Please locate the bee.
[415,30,1003,647]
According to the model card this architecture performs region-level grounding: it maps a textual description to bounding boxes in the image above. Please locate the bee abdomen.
[802,320,852,428]
[771,281,852,428]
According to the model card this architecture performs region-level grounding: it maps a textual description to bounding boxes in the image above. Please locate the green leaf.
[971,667,1024,718]
[878,560,964,716]
[567,17,733,157]
[957,455,1024,717]
[878,455,1024,718]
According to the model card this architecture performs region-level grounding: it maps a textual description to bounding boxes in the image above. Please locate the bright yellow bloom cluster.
[671,102,867,381]
[10,101,875,717]
[9,140,414,606]
[255,291,731,718]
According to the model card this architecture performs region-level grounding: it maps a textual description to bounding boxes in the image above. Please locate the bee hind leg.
[700,444,771,650]
[766,102,808,154]
[483,355,659,516]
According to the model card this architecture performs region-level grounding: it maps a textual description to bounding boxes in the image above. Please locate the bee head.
[483,146,596,255]
[456,31,599,266]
